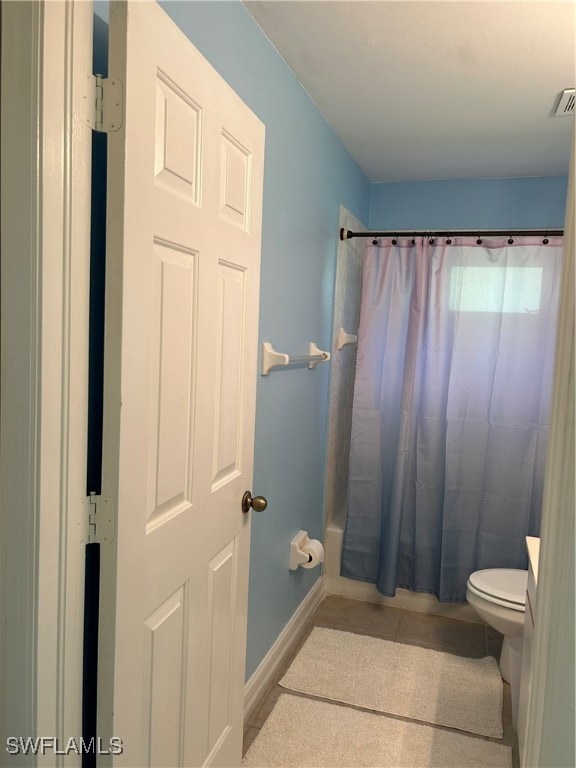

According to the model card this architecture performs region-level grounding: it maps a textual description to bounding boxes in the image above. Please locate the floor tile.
[391,635,485,658]
[487,624,504,659]
[501,683,520,768]
[311,595,403,638]
[396,608,486,656]
[242,726,260,757]
[249,684,284,729]
[244,595,518,766]
[276,623,315,675]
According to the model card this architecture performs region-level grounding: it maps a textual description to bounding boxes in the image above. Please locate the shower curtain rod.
[340,228,564,241]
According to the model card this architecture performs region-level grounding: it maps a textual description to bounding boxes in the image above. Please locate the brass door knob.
[242,491,268,514]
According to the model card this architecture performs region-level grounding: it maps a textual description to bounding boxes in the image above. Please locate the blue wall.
[157,1,370,678]
[370,176,568,231]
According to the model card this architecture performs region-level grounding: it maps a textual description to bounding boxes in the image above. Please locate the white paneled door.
[99,2,264,765]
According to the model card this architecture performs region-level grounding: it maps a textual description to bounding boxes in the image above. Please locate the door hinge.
[87,74,123,133]
[88,493,115,544]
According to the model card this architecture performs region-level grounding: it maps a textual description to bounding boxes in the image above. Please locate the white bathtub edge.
[324,518,482,623]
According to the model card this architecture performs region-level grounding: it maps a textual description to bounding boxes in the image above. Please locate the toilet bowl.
[466,568,528,683]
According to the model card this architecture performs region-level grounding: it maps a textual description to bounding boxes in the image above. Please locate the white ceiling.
[244,1,575,182]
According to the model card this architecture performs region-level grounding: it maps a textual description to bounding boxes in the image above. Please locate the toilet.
[466,568,528,683]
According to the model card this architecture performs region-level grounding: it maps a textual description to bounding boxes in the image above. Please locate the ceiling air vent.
[553,89,575,116]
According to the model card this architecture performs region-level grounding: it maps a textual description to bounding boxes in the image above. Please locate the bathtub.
[324,512,480,621]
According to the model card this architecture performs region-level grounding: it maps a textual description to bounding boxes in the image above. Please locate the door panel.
[220,131,252,230]
[146,239,197,530]
[100,3,264,765]
[207,540,238,753]
[212,262,247,488]
[144,585,188,767]
[155,72,202,203]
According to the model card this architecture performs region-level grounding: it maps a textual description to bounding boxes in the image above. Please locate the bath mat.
[243,694,512,767]
[279,626,503,737]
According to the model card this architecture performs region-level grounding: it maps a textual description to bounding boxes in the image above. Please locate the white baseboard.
[244,576,326,721]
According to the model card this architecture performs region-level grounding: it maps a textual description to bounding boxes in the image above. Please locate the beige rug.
[243,694,512,768]
[279,627,503,737]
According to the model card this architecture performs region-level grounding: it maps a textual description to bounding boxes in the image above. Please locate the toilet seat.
[467,568,528,612]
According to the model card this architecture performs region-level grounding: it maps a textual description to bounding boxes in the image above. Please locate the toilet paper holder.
[289,530,324,570]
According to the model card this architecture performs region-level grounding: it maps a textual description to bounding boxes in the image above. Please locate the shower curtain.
[341,236,563,601]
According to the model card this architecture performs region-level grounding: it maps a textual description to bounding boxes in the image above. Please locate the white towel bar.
[261,342,331,376]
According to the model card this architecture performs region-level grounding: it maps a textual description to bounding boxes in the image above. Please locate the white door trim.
[1,0,92,757]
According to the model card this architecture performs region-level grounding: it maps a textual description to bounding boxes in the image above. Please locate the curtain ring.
[411,233,416,245]
[476,234,483,245]
[508,235,514,244]
[543,231,549,244]
[446,234,452,245]
[391,233,398,245]
[372,237,378,245]
[429,237,435,245]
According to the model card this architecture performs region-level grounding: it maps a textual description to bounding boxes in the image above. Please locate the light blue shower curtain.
[341,236,563,601]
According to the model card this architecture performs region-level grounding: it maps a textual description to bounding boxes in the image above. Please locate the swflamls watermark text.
[6,737,124,756]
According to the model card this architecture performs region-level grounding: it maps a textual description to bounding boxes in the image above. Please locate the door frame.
[0,0,92,756]
[522,138,575,767]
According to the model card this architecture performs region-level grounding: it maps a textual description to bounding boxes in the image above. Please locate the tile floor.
[243,595,519,767]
